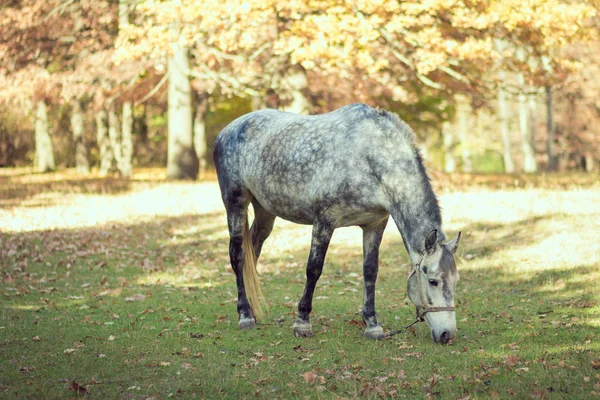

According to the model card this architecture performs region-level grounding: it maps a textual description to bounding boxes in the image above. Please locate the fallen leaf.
[125,293,145,302]
[592,360,600,369]
[303,371,318,384]
[70,381,87,394]
[505,355,520,367]
[160,361,170,366]
[64,348,76,355]
[107,335,116,341]
[32,336,41,341]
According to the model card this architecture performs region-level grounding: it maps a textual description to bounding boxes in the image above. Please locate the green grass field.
[1,170,599,399]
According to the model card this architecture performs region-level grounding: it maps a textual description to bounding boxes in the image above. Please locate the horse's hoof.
[293,321,313,337]
[239,317,256,330]
[364,325,385,340]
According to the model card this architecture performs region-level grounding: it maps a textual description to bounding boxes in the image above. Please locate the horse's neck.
[389,197,443,265]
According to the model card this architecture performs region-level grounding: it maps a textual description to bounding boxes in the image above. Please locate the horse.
[213,103,462,344]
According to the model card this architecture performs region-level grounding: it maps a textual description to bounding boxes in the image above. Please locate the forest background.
[1,0,599,177]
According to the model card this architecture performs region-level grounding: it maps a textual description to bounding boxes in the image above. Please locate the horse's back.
[214,104,417,226]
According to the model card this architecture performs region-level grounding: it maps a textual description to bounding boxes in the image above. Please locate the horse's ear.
[424,229,437,255]
[446,231,462,254]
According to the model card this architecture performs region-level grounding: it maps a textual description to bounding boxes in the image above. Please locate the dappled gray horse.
[214,103,461,344]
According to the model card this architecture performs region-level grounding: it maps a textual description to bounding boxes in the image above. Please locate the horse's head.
[407,230,461,344]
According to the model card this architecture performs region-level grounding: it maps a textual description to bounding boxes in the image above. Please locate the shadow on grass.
[0,175,134,207]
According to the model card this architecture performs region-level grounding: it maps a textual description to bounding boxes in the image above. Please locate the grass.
[1,168,599,399]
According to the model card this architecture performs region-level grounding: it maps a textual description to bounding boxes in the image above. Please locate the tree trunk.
[456,95,472,173]
[281,64,310,114]
[252,96,265,111]
[34,99,55,172]
[71,99,90,174]
[528,90,537,153]
[96,108,113,176]
[442,121,456,173]
[518,74,537,173]
[545,86,556,171]
[498,71,515,173]
[116,0,134,178]
[120,102,133,177]
[108,104,124,175]
[193,93,208,177]
[166,45,198,180]
[584,152,594,172]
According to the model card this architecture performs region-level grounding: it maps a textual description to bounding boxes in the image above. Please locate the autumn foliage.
[0,0,598,172]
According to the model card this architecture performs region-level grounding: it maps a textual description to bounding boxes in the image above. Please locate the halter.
[409,254,456,320]
[384,253,456,338]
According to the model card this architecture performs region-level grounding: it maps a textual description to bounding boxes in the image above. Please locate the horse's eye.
[428,279,439,287]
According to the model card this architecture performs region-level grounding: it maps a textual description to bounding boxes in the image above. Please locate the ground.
[1,168,599,399]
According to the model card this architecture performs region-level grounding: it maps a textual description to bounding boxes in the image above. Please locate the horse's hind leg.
[361,217,389,340]
[250,199,276,259]
[223,188,256,329]
[293,220,334,337]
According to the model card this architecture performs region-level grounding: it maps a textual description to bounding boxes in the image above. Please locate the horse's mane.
[376,107,417,145]
[376,107,443,237]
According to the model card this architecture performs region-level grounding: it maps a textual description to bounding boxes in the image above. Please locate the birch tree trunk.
[281,64,310,114]
[71,99,90,174]
[34,99,55,172]
[545,86,556,171]
[456,95,472,173]
[252,96,266,111]
[120,102,133,177]
[518,74,537,172]
[108,104,124,175]
[166,44,198,180]
[118,0,134,178]
[498,71,515,173]
[193,94,208,177]
[442,121,456,173]
[584,153,594,172]
[528,90,537,152]
[96,109,113,176]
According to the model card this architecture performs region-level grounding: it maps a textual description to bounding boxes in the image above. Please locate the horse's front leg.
[293,220,334,337]
[361,217,389,340]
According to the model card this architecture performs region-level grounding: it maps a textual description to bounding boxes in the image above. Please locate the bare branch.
[135,71,170,106]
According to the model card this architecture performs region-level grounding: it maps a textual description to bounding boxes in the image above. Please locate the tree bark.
[108,104,124,175]
[281,64,310,114]
[166,45,198,180]
[120,102,133,177]
[584,152,594,172]
[251,96,266,111]
[498,71,515,173]
[442,121,456,173]
[71,99,90,174]
[34,99,55,172]
[528,90,537,153]
[518,74,537,173]
[96,108,113,176]
[456,95,472,173]
[194,93,208,177]
[545,86,556,171]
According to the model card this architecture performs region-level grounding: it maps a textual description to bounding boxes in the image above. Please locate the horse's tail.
[242,217,266,321]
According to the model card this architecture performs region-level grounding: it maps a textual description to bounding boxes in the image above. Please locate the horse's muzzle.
[432,329,456,344]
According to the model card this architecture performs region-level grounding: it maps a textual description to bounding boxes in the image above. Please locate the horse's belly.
[246,182,314,224]
[250,184,388,228]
